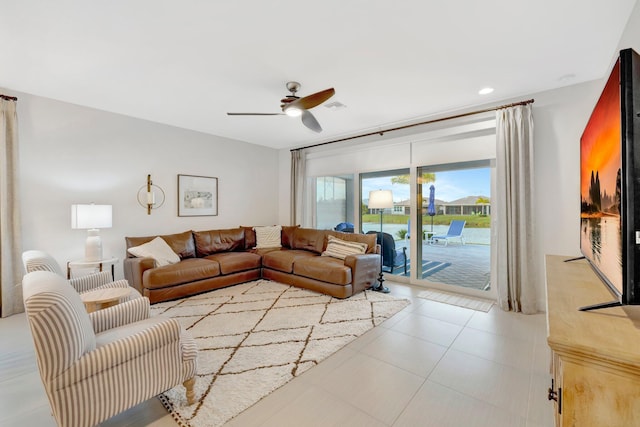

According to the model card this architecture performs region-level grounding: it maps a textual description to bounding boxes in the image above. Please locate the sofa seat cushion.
[203,252,262,275]
[262,249,317,273]
[143,258,220,289]
[293,256,352,285]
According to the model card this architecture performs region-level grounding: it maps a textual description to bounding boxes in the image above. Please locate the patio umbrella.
[427,185,436,232]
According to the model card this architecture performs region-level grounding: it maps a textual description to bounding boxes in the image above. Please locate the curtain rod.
[0,94,18,101]
[290,98,534,152]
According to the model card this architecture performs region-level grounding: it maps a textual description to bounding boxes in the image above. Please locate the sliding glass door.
[360,168,410,232]
[414,161,495,296]
[360,169,410,277]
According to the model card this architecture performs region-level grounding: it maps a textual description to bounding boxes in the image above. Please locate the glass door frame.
[410,160,497,300]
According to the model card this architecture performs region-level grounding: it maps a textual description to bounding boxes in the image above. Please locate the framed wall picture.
[177,174,218,216]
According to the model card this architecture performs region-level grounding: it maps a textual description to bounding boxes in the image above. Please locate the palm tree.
[476,196,490,216]
[391,172,436,185]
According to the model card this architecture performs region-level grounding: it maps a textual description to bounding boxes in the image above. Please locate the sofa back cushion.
[290,228,326,254]
[281,225,299,248]
[240,226,256,250]
[326,230,377,254]
[125,230,196,259]
[193,228,245,256]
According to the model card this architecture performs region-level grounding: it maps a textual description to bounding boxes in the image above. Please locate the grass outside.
[362,214,491,228]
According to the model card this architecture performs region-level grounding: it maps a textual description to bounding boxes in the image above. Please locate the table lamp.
[71,204,112,261]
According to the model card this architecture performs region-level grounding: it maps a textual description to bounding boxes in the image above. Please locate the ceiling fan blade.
[291,88,335,110]
[227,112,283,116]
[301,110,322,133]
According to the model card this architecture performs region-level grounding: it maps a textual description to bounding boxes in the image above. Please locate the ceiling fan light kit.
[284,105,302,117]
[227,81,335,132]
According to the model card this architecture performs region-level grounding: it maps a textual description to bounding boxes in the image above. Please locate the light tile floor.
[0,281,554,427]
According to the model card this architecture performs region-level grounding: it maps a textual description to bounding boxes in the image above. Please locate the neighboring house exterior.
[441,196,491,216]
[391,196,490,216]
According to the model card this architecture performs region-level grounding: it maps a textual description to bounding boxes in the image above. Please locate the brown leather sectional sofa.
[123,226,381,303]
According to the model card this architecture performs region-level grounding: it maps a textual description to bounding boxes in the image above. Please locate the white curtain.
[495,104,536,313]
[0,97,23,317]
[290,149,306,225]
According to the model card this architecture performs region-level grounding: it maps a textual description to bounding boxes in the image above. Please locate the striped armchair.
[22,249,142,301]
[22,271,198,427]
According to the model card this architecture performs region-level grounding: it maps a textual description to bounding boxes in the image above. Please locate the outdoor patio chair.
[367,231,407,275]
[432,220,466,246]
[334,222,355,233]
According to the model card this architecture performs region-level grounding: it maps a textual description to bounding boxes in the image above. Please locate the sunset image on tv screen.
[580,59,622,293]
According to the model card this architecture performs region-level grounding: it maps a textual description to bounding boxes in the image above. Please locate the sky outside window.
[362,168,490,202]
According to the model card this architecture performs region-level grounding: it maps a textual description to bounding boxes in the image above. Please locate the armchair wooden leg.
[184,377,196,405]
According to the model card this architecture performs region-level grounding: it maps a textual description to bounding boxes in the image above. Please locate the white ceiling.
[1,1,637,150]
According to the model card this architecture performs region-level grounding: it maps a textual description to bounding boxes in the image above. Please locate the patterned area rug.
[418,289,494,312]
[152,279,410,427]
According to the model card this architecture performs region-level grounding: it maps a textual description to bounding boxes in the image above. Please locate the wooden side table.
[67,257,118,280]
[80,287,131,313]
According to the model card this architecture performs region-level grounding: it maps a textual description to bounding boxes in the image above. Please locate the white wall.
[533,0,640,308]
[7,90,279,279]
[277,0,640,311]
[280,76,604,310]
[10,0,640,305]
[531,81,602,308]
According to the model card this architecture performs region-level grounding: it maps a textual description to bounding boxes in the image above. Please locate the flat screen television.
[579,48,640,311]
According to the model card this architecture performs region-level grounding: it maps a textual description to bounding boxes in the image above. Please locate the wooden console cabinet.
[545,255,640,426]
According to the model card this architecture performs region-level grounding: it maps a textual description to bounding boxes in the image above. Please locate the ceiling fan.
[227,81,335,133]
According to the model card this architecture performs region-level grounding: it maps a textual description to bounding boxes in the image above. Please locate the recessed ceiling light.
[324,101,347,110]
[478,87,494,95]
[558,74,576,82]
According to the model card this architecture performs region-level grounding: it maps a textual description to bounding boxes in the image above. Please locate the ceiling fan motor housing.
[285,81,301,94]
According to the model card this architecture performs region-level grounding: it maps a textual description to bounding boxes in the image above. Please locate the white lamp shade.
[71,204,112,229]
[368,190,393,209]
